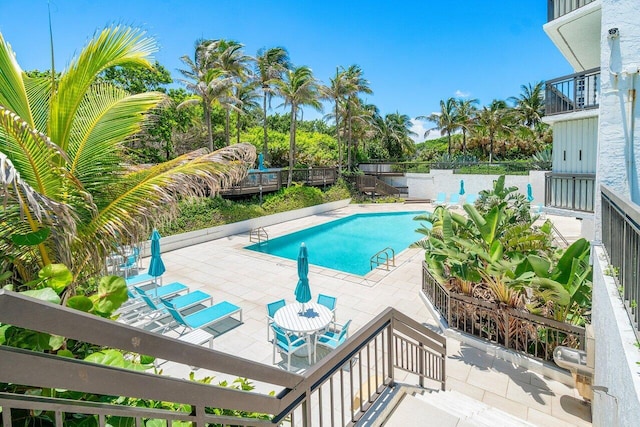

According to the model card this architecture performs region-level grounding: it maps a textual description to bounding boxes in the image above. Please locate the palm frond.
[0,32,34,126]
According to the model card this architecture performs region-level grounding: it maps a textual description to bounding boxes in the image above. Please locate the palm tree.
[0,27,255,284]
[342,65,372,170]
[509,82,545,128]
[325,68,349,172]
[255,47,291,162]
[276,66,322,187]
[418,98,459,155]
[207,39,252,146]
[475,100,513,162]
[375,112,417,159]
[234,81,261,145]
[178,40,233,151]
[454,98,479,156]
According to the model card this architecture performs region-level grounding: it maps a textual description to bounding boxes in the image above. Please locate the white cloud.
[454,90,471,98]
[410,118,440,142]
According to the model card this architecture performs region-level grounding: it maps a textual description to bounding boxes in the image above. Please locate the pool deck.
[144,203,591,426]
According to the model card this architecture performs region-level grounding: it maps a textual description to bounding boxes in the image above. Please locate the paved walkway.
[145,203,591,426]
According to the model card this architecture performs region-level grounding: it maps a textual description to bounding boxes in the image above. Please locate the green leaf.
[57,349,75,358]
[10,228,51,246]
[555,238,590,284]
[140,354,156,365]
[67,296,94,312]
[0,324,10,345]
[38,264,73,294]
[84,349,126,367]
[89,275,128,315]
[49,334,65,351]
[0,271,13,282]
[22,287,61,304]
[526,255,551,278]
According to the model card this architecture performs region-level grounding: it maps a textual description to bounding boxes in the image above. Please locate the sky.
[0,0,572,141]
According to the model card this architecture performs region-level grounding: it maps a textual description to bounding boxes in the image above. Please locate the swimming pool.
[245,211,428,276]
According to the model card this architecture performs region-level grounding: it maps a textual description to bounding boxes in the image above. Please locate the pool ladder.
[249,227,269,244]
[370,247,396,271]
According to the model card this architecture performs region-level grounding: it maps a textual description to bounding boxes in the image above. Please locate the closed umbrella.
[294,243,311,314]
[527,184,534,202]
[148,229,165,278]
[459,180,465,195]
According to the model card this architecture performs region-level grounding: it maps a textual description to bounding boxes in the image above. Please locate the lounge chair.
[465,193,478,205]
[449,193,461,208]
[317,294,337,321]
[162,299,243,335]
[316,319,351,360]
[434,192,447,206]
[271,324,311,371]
[134,290,212,332]
[266,299,286,341]
[134,282,188,301]
[126,272,162,289]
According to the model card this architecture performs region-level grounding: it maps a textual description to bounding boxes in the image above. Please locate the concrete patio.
[139,202,591,426]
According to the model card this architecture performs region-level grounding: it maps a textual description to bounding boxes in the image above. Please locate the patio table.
[274,302,332,357]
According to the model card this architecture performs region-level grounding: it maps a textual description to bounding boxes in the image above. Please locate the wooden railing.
[545,172,596,212]
[356,175,401,198]
[220,167,337,196]
[421,263,585,361]
[547,0,597,21]
[601,185,640,339]
[0,290,445,426]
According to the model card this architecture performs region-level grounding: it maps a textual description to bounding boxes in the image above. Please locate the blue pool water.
[245,211,428,276]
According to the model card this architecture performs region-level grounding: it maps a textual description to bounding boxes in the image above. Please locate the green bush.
[262,185,324,213]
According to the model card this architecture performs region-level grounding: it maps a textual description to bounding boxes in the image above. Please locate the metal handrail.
[545,68,600,116]
[545,172,596,212]
[370,247,396,271]
[0,290,446,426]
[547,0,597,21]
[250,226,269,243]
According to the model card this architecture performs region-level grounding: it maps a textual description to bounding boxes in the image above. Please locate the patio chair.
[118,246,141,278]
[133,282,188,301]
[317,294,337,321]
[315,319,351,360]
[126,272,162,289]
[133,290,212,332]
[465,193,478,205]
[271,324,311,371]
[266,299,286,341]
[449,193,461,208]
[161,299,243,335]
[434,192,447,206]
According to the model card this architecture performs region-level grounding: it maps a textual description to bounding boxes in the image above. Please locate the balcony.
[547,0,597,21]
[545,172,596,212]
[545,68,600,116]
[543,1,601,71]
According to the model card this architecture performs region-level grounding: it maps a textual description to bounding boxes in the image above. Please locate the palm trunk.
[236,110,241,145]
[224,109,231,146]
[489,134,494,163]
[335,100,341,173]
[288,104,297,187]
[447,132,452,156]
[262,89,269,162]
[462,129,467,156]
[347,103,352,171]
[204,103,213,152]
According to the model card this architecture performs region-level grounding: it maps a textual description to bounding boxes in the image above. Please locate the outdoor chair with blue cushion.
[134,282,188,301]
[271,324,311,371]
[317,294,337,321]
[449,193,461,208]
[118,246,141,278]
[162,299,243,335]
[266,299,286,341]
[126,272,162,289]
[316,319,351,360]
[134,290,212,332]
[434,192,447,206]
[465,193,478,205]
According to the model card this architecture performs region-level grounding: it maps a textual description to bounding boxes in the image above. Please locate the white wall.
[591,246,640,427]
[595,0,640,239]
[553,117,599,173]
[405,170,546,204]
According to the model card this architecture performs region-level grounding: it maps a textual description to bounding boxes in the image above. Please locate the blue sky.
[0,0,571,140]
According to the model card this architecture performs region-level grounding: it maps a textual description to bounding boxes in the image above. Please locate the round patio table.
[274,302,333,357]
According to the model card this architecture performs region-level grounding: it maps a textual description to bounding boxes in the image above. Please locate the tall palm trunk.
[347,103,352,170]
[462,129,467,156]
[236,110,241,145]
[335,101,342,173]
[262,89,269,162]
[287,104,297,187]
[204,104,213,151]
[224,109,231,146]
[489,133,494,163]
[447,131,452,156]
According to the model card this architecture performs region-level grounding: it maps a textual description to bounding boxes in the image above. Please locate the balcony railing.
[220,167,337,196]
[0,290,445,426]
[547,0,597,21]
[545,68,600,116]
[545,172,596,212]
[601,185,640,339]
[422,263,586,361]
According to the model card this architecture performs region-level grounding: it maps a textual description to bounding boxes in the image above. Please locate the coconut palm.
[255,47,291,162]
[475,100,513,162]
[342,65,373,170]
[375,112,417,159]
[419,98,459,156]
[178,40,234,151]
[0,27,255,284]
[234,81,261,145]
[324,68,349,172]
[454,98,479,156]
[276,66,322,187]
[509,82,545,128]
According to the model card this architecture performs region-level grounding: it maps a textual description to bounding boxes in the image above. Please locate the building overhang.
[543,1,601,71]
[543,108,599,124]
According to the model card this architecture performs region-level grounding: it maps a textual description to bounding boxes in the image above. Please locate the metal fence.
[422,263,585,361]
[358,161,548,175]
[545,172,596,212]
[0,290,445,426]
[547,0,597,21]
[601,185,640,338]
[545,68,600,116]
